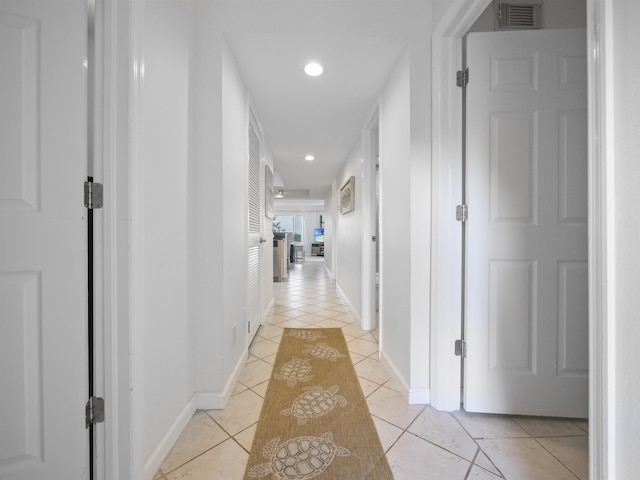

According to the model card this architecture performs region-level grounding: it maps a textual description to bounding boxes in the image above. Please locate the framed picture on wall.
[265,165,274,219]
[340,176,355,214]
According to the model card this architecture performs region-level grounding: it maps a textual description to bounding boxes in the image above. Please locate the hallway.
[153,260,588,480]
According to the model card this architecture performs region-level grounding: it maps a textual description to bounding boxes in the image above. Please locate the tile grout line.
[159,411,237,478]
[530,436,584,480]
[450,412,507,479]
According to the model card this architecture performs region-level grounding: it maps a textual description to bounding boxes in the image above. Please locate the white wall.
[190,1,278,396]
[407,27,432,404]
[379,51,412,386]
[221,40,252,382]
[324,186,337,277]
[190,4,269,403]
[139,0,194,461]
[433,0,452,26]
[611,0,640,475]
[189,6,225,402]
[335,146,365,318]
[135,1,276,474]
[318,2,433,401]
[468,0,587,32]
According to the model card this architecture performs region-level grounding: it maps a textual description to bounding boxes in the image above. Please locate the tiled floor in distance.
[154,257,588,480]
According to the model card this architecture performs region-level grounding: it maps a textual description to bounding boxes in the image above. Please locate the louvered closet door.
[247,121,262,343]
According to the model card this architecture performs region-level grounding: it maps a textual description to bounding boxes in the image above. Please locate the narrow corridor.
[153,259,588,479]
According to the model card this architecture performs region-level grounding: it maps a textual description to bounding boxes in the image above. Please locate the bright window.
[274,215,303,243]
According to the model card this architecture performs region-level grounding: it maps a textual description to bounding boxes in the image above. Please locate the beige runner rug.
[244,328,393,480]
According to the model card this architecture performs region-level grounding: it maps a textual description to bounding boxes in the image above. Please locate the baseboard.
[408,387,431,405]
[379,348,410,398]
[143,348,249,479]
[264,297,275,317]
[143,396,197,480]
[379,349,430,405]
[195,346,248,410]
[192,391,227,410]
[335,283,362,325]
[324,263,334,279]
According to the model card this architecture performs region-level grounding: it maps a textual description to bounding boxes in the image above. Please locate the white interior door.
[0,0,89,478]
[465,29,588,417]
[247,119,263,344]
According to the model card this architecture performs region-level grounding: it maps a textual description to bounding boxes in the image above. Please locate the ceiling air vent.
[497,3,542,29]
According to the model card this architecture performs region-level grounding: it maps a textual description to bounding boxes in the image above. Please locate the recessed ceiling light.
[304,155,315,161]
[304,62,324,77]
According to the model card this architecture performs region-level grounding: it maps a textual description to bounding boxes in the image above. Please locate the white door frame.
[96,0,139,478]
[430,0,613,477]
[361,105,379,333]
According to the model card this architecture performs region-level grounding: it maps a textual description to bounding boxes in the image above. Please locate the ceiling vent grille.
[497,3,542,29]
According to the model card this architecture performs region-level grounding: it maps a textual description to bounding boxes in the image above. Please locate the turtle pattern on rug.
[284,330,327,342]
[280,385,348,425]
[247,432,351,479]
[302,342,348,362]
[274,356,314,387]
[245,328,394,480]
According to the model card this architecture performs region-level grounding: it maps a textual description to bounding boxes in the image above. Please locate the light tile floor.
[154,258,588,480]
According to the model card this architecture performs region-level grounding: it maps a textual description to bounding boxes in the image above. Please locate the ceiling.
[224,1,430,202]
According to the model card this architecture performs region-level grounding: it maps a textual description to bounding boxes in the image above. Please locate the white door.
[247,119,263,344]
[0,0,89,478]
[465,29,588,417]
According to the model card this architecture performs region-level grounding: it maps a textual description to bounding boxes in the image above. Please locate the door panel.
[465,29,588,417]
[247,120,262,343]
[0,1,88,478]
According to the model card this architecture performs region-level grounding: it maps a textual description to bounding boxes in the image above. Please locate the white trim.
[141,349,249,479]
[335,283,363,327]
[430,18,467,413]
[324,262,334,280]
[143,397,196,480]
[331,180,339,281]
[193,392,228,410]
[264,297,275,323]
[92,0,107,477]
[140,352,247,480]
[433,0,492,37]
[380,349,408,395]
[195,347,248,410]
[141,342,248,479]
[587,0,614,478]
[360,103,379,332]
[380,342,430,405]
[99,0,136,479]
[408,387,430,406]
[129,0,146,478]
[378,349,431,405]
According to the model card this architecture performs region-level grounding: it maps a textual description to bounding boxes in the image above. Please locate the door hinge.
[455,339,467,357]
[248,320,251,333]
[84,181,104,209]
[456,204,468,222]
[85,396,105,428]
[456,68,469,88]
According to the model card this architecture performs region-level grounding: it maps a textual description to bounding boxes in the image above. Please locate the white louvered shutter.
[247,122,261,340]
